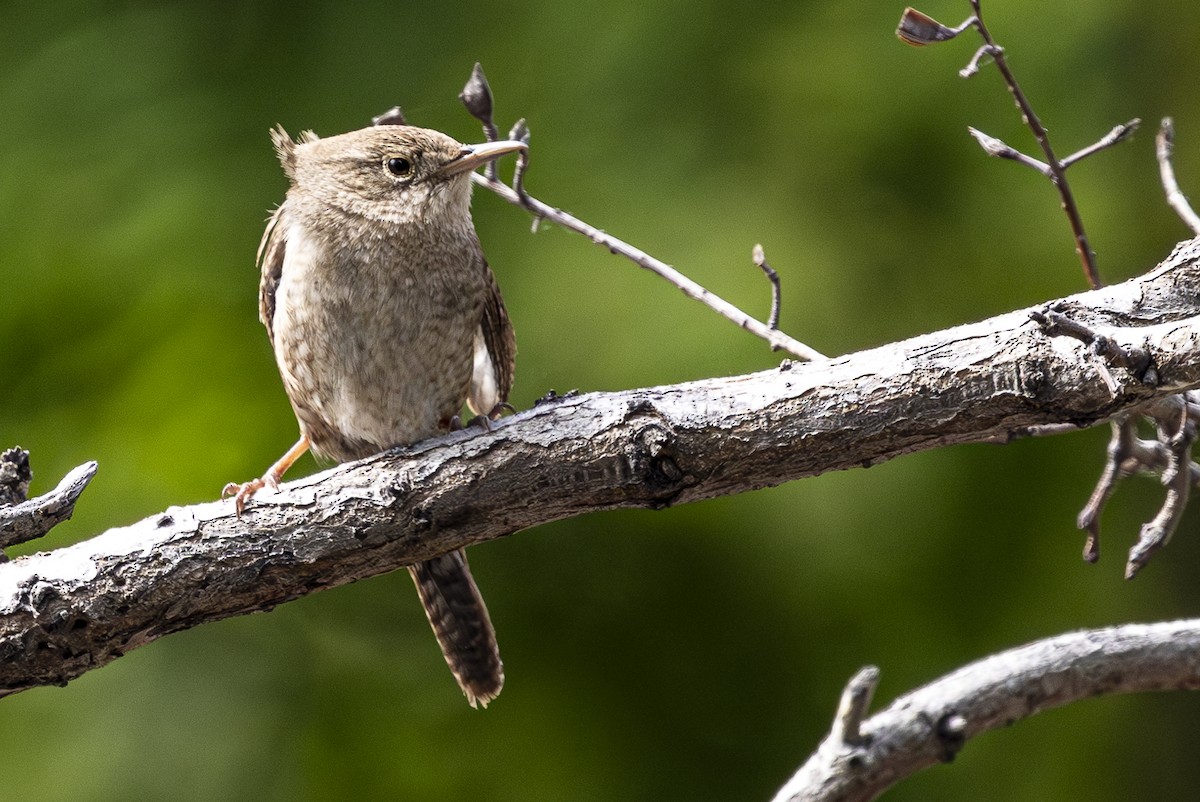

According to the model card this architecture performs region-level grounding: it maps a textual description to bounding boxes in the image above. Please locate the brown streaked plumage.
[224,123,525,707]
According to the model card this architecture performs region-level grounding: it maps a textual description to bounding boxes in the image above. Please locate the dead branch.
[3,239,1200,696]
[899,3,1139,290]
[454,63,827,362]
[0,460,97,552]
[772,620,1200,802]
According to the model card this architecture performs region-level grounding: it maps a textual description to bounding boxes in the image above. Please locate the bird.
[223,121,526,707]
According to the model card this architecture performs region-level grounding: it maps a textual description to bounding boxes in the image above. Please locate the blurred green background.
[4,1,1200,799]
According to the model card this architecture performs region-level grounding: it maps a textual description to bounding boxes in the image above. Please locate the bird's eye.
[385,157,413,177]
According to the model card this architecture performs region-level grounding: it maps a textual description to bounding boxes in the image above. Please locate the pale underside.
[267,211,500,461]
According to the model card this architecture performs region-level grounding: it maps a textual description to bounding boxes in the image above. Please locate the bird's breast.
[271,219,485,460]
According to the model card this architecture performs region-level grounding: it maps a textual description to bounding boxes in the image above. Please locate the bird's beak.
[438,139,527,177]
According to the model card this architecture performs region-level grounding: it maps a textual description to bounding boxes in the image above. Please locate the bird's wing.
[257,203,288,345]
[469,258,516,416]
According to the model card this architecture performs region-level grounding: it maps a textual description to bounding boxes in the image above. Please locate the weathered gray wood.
[773,621,1200,802]
[0,461,96,550]
[1,238,1198,697]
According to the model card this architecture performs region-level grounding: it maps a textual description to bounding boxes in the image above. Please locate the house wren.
[224,122,526,707]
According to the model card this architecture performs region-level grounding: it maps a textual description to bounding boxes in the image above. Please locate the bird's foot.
[489,401,516,418]
[448,403,515,433]
[222,435,311,518]
[221,473,280,517]
[448,414,492,432]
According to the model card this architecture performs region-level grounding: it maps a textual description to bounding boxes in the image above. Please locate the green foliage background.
[3,1,1200,799]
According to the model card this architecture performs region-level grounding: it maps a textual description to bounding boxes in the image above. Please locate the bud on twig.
[371,106,407,127]
[460,63,497,133]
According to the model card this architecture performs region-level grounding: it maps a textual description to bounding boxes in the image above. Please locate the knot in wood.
[633,424,685,501]
[410,505,433,532]
[19,578,59,613]
[934,711,968,762]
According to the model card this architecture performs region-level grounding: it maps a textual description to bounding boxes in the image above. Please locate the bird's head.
[271,124,525,226]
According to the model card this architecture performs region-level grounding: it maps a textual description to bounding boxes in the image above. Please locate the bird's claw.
[449,414,492,432]
[448,402,514,432]
[221,474,280,517]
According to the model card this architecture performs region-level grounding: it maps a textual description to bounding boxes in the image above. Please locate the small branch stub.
[1030,306,1155,385]
[507,117,534,205]
[752,244,782,334]
[0,448,31,508]
[833,666,880,747]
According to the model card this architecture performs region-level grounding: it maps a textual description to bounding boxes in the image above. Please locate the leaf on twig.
[896,7,972,47]
[371,106,407,127]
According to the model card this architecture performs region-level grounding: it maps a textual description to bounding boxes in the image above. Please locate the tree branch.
[772,620,1200,802]
[0,461,97,551]
[453,63,826,363]
[1157,117,1200,236]
[2,239,1200,696]
[899,3,1137,291]
[469,171,826,361]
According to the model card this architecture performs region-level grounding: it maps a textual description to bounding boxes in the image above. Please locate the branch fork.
[898,4,1139,290]
[774,622,1200,801]
[899,1,1200,581]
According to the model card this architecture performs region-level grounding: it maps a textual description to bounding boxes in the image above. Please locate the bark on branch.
[773,620,1200,802]
[2,237,1200,696]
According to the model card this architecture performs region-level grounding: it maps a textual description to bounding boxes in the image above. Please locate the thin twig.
[967,126,1051,175]
[1061,119,1140,170]
[1029,307,1155,383]
[966,0,1102,288]
[459,63,501,179]
[506,118,537,228]
[458,65,825,362]
[472,171,827,361]
[1071,402,1200,571]
[959,42,994,78]
[751,244,782,333]
[1076,417,1138,562]
[1157,117,1200,235]
[905,3,1136,287]
[1127,398,1195,578]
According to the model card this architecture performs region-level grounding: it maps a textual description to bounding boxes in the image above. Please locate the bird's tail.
[408,550,504,707]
